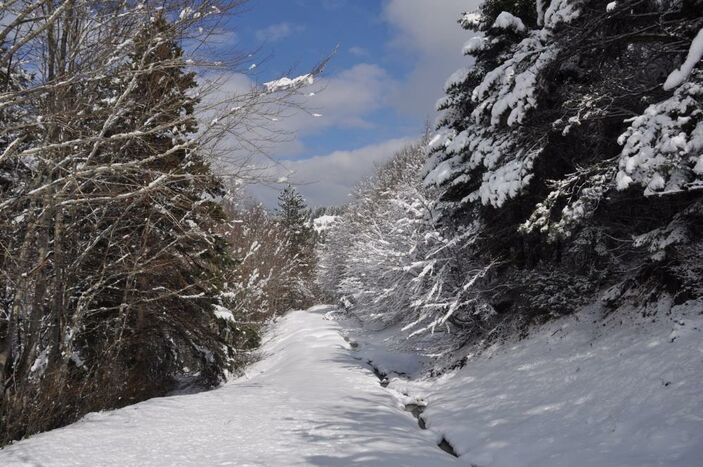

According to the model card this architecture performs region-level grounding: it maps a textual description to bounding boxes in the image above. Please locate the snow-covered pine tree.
[276,185,317,310]
[64,13,235,402]
[423,0,703,331]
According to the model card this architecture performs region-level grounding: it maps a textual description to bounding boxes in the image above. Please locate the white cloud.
[349,46,369,57]
[255,23,305,42]
[226,63,397,159]
[202,2,485,206]
[205,29,238,49]
[383,0,480,116]
[298,63,395,132]
[200,63,400,189]
[247,137,415,207]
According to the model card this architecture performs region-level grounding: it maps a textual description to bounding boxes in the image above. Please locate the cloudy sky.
[219,0,479,207]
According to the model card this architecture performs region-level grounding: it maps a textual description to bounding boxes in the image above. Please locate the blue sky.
[217,0,479,207]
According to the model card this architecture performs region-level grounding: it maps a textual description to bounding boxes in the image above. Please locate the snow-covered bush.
[318,143,434,328]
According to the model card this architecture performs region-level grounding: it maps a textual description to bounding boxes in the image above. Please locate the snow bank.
[6,299,701,466]
[380,299,703,466]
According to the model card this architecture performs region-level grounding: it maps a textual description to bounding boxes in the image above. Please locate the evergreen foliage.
[426,0,703,332]
[275,185,318,310]
[319,0,703,352]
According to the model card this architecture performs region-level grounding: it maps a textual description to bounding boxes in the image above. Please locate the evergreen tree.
[422,0,703,330]
[276,185,316,310]
[0,7,235,443]
[68,14,235,399]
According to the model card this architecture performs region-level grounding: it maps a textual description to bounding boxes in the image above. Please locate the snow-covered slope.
[0,306,456,467]
[368,299,703,467]
[3,301,701,467]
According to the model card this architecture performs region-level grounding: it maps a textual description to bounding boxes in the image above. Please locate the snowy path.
[0,306,458,467]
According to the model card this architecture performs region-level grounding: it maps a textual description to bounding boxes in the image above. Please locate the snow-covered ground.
[3,300,702,467]
[0,305,456,467]
[354,299,703,467]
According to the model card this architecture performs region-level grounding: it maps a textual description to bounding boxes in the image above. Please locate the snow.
[313,215,338,234]
[664,28,703,91]
[426,130,453,151]
[361,299,703,467]
[425,125,540,207]
[5,300,702,467]
[471,34,558,128]
[460,12,482,29]
[28,348,50,382]
[536,0,546,25]
[463,36,486,56]
[492,12,526,33]
[617,72,703,195]
[0,306,456,467]
[444,68,470,91]
[263,74,314,93]
[212,304,235,323]
[179,7,193,21]
[543,0,581,28]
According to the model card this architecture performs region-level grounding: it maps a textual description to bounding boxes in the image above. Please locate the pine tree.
[277,185,313,250]
[422,0,703,329]
[276,185,316,310]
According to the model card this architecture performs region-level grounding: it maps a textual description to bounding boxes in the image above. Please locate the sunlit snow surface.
[2,300,703,467]
[0,306,456,467]
[377,300,703,467]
